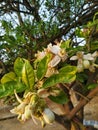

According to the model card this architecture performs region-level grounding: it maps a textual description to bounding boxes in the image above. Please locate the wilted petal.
[10,102,26,115]
[45,67,58,77]
[70,56,78,60]
[47,43,61,54]
[35,51,46,60]
[48,55,61,67]
[37,88,50,98]
[24,104,32,119]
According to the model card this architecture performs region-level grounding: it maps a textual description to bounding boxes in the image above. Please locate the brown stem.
[67,86,98,120]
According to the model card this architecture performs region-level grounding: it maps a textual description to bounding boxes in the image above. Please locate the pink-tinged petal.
[70,56,78,60]
[47,43,61,54]
[83,53,94,60]
[48,55,61,67]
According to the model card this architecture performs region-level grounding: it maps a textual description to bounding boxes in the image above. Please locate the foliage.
[0,0,98,67]
[0,0,98,130]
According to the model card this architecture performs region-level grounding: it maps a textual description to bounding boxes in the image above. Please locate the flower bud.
[83,60,90,69]
[43,108,55,124]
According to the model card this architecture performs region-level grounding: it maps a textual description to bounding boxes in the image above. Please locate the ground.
[0,96,98,130]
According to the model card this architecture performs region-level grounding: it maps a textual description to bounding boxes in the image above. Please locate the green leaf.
[87,83,98,90]
[43,73,76,88]
[60,39,71,49]
[49,90,68,104]
[75,28,84,38]
[0,81,27,98]
[22,59,35,89]
[76,73,88,83]
[59,65,77,75]
[14,57,24,77]
[1,72,16,84]
[91,41,98,51]
[36,55,51,80]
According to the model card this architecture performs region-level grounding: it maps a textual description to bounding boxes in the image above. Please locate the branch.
[67,86,98,120]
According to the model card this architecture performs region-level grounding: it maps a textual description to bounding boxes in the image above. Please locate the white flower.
[47,43,61,54]
[70,51,98,72]
[70,51,84,61]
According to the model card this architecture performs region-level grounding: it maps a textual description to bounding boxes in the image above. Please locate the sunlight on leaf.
[0,81,27,98]
[14,57,24,77]
[1,72,16,84]
[22,59,35,89]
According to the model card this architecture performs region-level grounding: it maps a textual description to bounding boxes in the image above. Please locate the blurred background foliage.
[0,0,98,76]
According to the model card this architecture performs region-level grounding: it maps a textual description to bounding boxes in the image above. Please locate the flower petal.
[10,102,26,115]
[83,54,94,60]
[48,55,61,67]
[47,43,61,54]
[35,51,46,60]
[70,56,78,60]
[92,51,98,58]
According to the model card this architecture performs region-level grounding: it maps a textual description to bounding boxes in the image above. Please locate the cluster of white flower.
[35,43,98,74]
[35,43,68,77]
[70,51,98,72]
[10,91,55,127]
